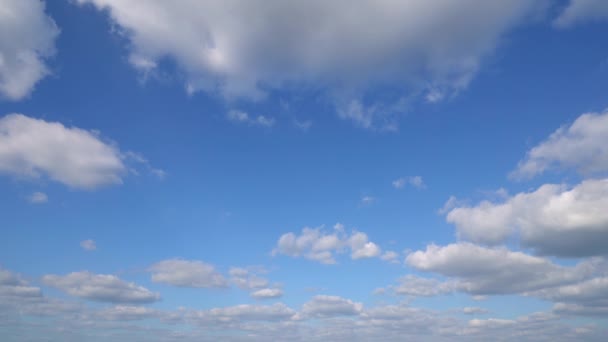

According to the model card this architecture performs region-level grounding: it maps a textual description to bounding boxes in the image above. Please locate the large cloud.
[75,0,545,127]
[42,271,160,304]
[405,243,592,295]
[554,0,608,27]
[0,0,59,100]
[0,114,126,189]
[446,178,608,257]
[149,259,228,288]
[272,223,381,264]
[511,110,608,180]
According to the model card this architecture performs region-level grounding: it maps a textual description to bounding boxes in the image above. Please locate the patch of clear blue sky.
[1,0,607,314]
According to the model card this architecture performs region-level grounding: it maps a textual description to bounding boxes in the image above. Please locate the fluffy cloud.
[229,267,268,290]
[554,0,608,27]
[149,259,227,288]
[405,243,591,295]
[251,288,284,300]
[272,224,381,264]
[446,178,608,257]
[0,0,59,100]
[42,271,160,304]
[511,110,608,179]
[301,295,363,318]
[75,0,544,127]
[463,307,490,315]
[0,114,126,189]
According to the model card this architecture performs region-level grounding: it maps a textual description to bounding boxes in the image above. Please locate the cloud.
[42,271,160,304]
[511,110,608,180]
[27,191,47,204]
[405,243,591,295]
[272,224,381,264]
[226,110,275,127]
[0,0,59,100]
[95,305,160,321]
[393,275,454,297]
[75,0,545,127]
[445,178,608,257]
[149,259,228,288]
[393,176,426,189]
[229,267,269,290]
[251,288,284,299]
[380,250,400,263]
[80,239,97,251]
[554,0,608,27]
[0,267,42,299]
[360,196,375,205]
[186,303,296,324]
[301,295,363,318]
[463,307,490,315]
[0,114,127,189]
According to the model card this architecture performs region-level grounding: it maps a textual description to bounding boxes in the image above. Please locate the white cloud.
[42,271,160,304]
[186,303,296,324]
[0,0,59,100]
[393,176,426,189]
[229,267,269,290]
[75,0,545,127]
[80,239,97,251]
[0,114,126,189]
[554,0,608,27]
[251,288,283,299]
[446,178,608,257]
[149,259,227,288]
[27,191,47,204]
[393,275,454,297]
[226,110,276,128]
[406,243,590,295]
[360,195,375,205]
[380,250,399,263]
[95,305,160,321]
[272,224,381,264]
[511,110,608,179]
[0,267,42,299]
[301,295,363,318]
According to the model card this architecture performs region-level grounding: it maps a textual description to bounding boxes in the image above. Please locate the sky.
[1,0,608,341]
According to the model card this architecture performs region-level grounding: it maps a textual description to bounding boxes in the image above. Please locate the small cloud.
[80,239,97,251]
[463,307,490,315]
[393,176,425,190]
[294,119,312,131]
[380,251,400,264]
[227,110,275,128]
[438,195,461,215]
[360,196,375,205]
[28,192,48,204]
[425,89,444,103]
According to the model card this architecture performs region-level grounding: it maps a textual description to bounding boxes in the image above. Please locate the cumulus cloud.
[251,288,284,299]
[446,178,608,257]
[42,271,160,304]
[0,114,126,189]
[0,0,59,100]
[95,305,160,321]
[75,0,545,127]
[301,295,363,318]
[554,0,608,27]
[272,224,381,264]
[186,303,296,324]
[80,239,97,251]
[463,307,490,315]
[226,110,275,127]
[27,191,47,204]
[380,250,400,264]
[511,110,608,179]
[405,243,591,295]
[229,267,268,290]
[149,259,227,288]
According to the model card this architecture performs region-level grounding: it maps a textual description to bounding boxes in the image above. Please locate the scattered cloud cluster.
[272,223,381,264]
[226,110,275,128]
[0,0,59,100]
[229,267,283,299]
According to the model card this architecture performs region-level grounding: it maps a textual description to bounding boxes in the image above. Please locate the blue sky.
[1,0,608,341]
